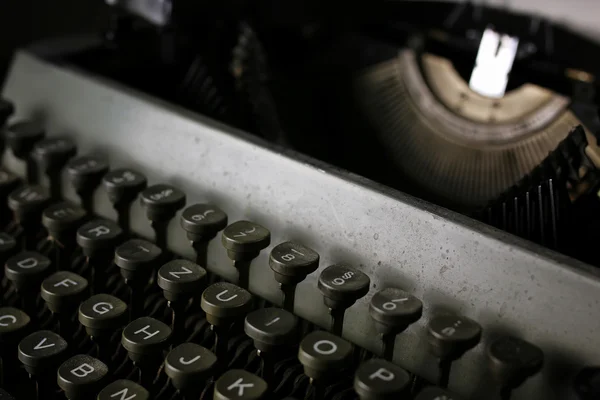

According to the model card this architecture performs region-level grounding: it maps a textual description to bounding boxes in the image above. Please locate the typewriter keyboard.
[0,50,599,400]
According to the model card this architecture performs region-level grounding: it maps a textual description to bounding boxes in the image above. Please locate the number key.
[369,288,422,335]
[180,203,228,241]
[269,241,319,285]
[427,314,482,360]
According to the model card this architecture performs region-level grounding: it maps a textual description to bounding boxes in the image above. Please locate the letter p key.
[354,359,410,399]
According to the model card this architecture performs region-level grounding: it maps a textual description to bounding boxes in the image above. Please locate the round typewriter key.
[181,203,228,241]
[57,354,108,400]
[369,288,422,360]
[165,343,217,395]
[121,317,171,361]
[5,121,45,159]
[427,314,482,388]
[574,367,600,400]
[202,282,253,360]
[140,184,186,221]
[269,241,319,312]
[42,202,86,237]
[415,386,464,400]
[221,220,270,289]
[0,233,17,282]
[245,308,298,351]
[181,203,228,268]
[32,137,77,199]
[41,271,88,313]
[245,307,298,381]
[487,336,544,397]
[299,330,352,398]
[140,183,186,249]
[97,380,149,400]
[0,307,30,338]
[115,239,162,319]
[18,330,68,374]
[201,282,253,326]
[66,155,109,213]
[354,359,411,400]
[318,264,370,335]
[103,168,147,204]
[158,260,207,302]
[114,239,162,279]
[158,260,206,343]
[0,169,20,213]
[78,294,128,338]
[76,219,123,256]
[5,251,51,292]
[32,137,76,171]
[122,317,172,387]
[103,168,147,232]
[214,369,268,400]
[8,185,50,222]
[77,219,123,293]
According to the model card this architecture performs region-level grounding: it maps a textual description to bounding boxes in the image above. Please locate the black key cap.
[5,121,45,183]
[0,307,30,388]
[158,259,207,303]
[165,343,217,396]
[8,185,50,248]
[5,252,51,314]
[0,233,17,285]
[369,288,422,360]
[317,264,370,335]
[427,314,482,388]
[42,202,86,266]
[97,380,149,400]
[114,239,162,318]
[41,271,88,336]
[0,170,20,225]
[487,336,544,399]
[414,386,464,400]
[201,282,253,359]
[244,308,297,381]
[18,330,68,375]
[78,294,128,358]
[76,219,123,293]
[354,359,411,400]
[180,203,228,267]
[221,220,270,289]
[0,98,14,126]
[66,155,109,214]
[57,355,108,400]
[158,260,207,343]
[121,317,171,387]
[102,168,147,232]
[269,241,319,312]
[298,331,352,398]
[214,369,268,400]
[140,184,186,249]
[574,367,600,400]
[32,137,77,199]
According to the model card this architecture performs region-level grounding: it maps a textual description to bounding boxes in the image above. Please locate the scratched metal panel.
[3,51,600,399]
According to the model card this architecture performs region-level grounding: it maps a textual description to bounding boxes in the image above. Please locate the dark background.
[0,0,109,83]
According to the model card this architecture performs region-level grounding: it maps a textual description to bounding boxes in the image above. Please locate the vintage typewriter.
[1,0,600,399]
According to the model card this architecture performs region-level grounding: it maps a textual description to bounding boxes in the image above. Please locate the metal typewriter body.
[3,47,600,399]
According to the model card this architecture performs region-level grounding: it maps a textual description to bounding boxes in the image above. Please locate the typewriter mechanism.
[1,1,600,399]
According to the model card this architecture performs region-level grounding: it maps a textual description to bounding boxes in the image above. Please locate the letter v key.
[34,337,55,350]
